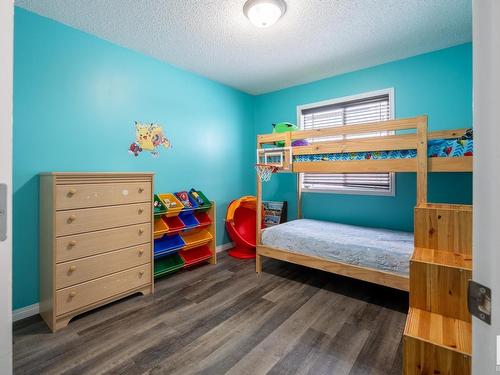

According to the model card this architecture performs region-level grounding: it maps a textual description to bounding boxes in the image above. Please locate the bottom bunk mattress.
[261,219,414,275]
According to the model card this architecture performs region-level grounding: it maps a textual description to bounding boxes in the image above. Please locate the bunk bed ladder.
[404,204,472,374]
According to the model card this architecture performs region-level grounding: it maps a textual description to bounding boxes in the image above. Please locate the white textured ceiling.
[16,0,472,95]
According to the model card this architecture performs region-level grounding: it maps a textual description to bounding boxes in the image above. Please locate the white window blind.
[299,92,394,195]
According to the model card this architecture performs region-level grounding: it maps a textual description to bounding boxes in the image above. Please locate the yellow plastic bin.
[158,193,184,217]
[154,217,169,239]
[180,229,213,251]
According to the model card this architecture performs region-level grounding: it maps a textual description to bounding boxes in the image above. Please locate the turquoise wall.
[254,43,473,232]
[13,8,473,311]
[13,8,255,309]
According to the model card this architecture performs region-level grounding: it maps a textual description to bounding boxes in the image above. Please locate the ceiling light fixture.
[243,0,286,28]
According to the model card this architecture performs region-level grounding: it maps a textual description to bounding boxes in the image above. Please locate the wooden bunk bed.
[254,116,473,292]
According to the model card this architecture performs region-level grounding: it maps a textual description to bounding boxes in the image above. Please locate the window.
[297,89,395,195]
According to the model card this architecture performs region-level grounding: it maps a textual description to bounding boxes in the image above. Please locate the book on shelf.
[263,201,287,227]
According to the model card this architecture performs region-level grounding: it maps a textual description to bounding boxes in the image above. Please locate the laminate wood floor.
[13,252,408,375]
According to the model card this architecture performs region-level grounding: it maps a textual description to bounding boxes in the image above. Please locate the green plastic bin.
[154,194,167,217]
[192,190,212,210]
[154,253,184,278]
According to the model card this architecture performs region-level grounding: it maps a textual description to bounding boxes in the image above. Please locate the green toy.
[272,122,298,147]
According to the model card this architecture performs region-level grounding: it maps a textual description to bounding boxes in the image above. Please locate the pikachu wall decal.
[129,121,172,158]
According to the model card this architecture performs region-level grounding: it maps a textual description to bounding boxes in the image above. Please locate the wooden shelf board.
[412,247,472,271]
[404,307,471,356]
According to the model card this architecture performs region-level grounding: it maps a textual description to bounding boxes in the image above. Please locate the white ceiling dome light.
[243,0,286,28]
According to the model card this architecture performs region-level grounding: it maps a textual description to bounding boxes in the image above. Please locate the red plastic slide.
[225,196,263,259]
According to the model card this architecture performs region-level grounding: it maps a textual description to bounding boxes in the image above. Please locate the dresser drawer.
[55,244,151,289]
[56,223,151,263]
[55,202,150,236]
[56,182,151,210]
[56,264,150,316]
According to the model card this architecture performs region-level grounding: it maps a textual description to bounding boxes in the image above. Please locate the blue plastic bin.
[175,191,198,210]
[179,211,200,228]
[177,194,199,211]
[154,234,185,258]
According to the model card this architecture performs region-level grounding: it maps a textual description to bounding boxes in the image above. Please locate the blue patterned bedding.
[261,219,414,275]
[293,138,473,162]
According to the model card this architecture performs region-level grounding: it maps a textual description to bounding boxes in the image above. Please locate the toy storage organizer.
[153,191,216,278]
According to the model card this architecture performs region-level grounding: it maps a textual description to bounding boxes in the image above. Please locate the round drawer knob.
[139,228,145,234]
[68,215,77,222]
[139,271,145,276]
[138,187,145,193]
[69,291,76,298]
[68,188,77,196]
[69,240,77,247]
[138,249,144,255]
[138,208,144,214]
[69,266,76,272]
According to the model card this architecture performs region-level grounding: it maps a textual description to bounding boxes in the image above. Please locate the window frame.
[296,88,396,196]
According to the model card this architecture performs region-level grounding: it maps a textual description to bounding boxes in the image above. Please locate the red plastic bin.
[180,245,212,267]
[194,211,212,227]
[164,215,185,233]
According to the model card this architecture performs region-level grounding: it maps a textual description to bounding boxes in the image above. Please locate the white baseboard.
[12,303,39,322]
[216,242,233,253]
[12,242,234,322]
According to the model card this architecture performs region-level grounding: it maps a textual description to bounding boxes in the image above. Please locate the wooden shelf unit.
[153,197,216,278]
[404,203,472,375]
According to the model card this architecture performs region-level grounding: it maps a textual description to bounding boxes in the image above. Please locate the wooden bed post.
[416,115,428,205]
[256,140,263,273]
[256,178,262,273]
[297,173,302,219]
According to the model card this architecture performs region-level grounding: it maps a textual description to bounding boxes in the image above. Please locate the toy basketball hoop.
[255,163,278,182]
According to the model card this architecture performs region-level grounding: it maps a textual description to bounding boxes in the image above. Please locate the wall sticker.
[129,121,172,157]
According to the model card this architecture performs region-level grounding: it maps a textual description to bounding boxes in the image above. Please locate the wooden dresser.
[39,172,154,332]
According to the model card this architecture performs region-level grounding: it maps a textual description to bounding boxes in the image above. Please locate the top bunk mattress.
[261,219,414,275]
[293,138,473,162]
